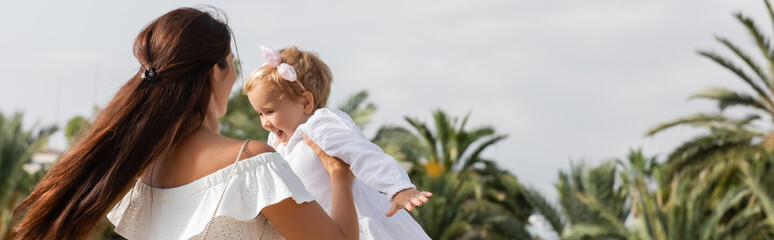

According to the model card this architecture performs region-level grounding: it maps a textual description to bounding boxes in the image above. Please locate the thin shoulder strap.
[201,139,251,240]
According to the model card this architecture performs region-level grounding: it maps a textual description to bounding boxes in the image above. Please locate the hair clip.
[260,45,304,90]
[142,67,158,82]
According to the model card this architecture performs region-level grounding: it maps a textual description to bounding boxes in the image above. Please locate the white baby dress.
[268,108,430,240]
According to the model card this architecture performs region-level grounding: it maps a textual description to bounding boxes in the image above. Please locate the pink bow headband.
[260,45,305,90]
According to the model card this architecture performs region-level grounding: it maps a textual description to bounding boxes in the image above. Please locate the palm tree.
[336,90,376,129]
[404,170,534,240]
[647,0,774,180]
[372,109,534,239]
[408,172,477,239]
[528,149,774,239]
[633,2,774,238]
[529,160,631,240]
[629,154,774,239]
[474,167,534,239]
[0,112,57,239]
[523,2,774,238]
[377,110,508,176]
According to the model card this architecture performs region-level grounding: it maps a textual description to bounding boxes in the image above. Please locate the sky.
[1,0,772,202]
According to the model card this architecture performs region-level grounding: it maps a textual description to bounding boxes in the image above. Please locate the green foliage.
[337,90,376,130]
[373,109,534,239]
[65,115,90,145]
[219,90,270,141]
[628,152,774,239]
[557,161,631,240]
[647,0,774,185]
[0,112,57,239]
[524,186,565,236]
[393,110,507,175]
[618,3,774,238]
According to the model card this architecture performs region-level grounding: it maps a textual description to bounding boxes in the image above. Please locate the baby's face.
[246,82,309,145]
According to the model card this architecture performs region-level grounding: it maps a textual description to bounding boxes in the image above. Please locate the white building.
[23,148,61,173]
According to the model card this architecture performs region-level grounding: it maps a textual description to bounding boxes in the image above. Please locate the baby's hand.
[386,188,432,217]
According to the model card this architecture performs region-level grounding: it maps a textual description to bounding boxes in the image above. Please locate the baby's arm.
[308,126,416,199]
[319,134,431,217]
[304,109,431,216]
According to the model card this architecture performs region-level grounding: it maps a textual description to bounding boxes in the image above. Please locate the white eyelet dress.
[107,141,315,240]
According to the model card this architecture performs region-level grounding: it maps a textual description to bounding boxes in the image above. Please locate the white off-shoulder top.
[107,149,315,240]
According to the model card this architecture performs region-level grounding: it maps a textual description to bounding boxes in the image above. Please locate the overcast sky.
[1,0,771,201]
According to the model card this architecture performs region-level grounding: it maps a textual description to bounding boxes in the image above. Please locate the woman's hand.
[264,134,356,240]
[386,188,432,217]
[302,134,353,178]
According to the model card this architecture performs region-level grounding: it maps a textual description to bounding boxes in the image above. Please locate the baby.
[244,46,431,239]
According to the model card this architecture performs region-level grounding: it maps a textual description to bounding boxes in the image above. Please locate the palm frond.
[562,224,628,240]
[646,113,731,136]
[700,187,750,239]
[405,117,438,163]
[662,130,759,178]
[698,50,773,104]
[371,125,425,165]
[690,86,770,112]
[337,90,369,115]
[523,187,565,235]
[556,160,630,233]
[740,161,774,228]
[460,134,507,171]
[432,110,454,168]
[767,0,774,33]
[458,112,471,136]
[456,126,496,160]
[715,36,771,89]
[735,12,774,76]
[336,90,376,129]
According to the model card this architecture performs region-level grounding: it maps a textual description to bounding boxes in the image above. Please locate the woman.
[13,7,358,240]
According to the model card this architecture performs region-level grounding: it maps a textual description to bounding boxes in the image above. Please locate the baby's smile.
[275,129,286,140]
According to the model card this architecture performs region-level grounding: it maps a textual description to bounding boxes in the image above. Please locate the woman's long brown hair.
[13,7,232,239]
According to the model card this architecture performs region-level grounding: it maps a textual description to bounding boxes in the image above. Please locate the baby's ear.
[302,91,315,114]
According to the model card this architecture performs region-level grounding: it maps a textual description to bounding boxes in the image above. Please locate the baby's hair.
[245,46,332,109]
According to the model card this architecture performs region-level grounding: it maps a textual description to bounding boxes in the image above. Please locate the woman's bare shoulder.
[240,139,276,160]
[200,133,275,160]
[142,132,275,188]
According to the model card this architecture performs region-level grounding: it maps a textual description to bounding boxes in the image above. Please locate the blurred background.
[2,0,774,239]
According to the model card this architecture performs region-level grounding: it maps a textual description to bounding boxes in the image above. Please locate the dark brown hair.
[13,7,232,239]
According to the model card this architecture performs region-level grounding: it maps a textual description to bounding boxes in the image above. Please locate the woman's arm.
[259,136,358,240]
